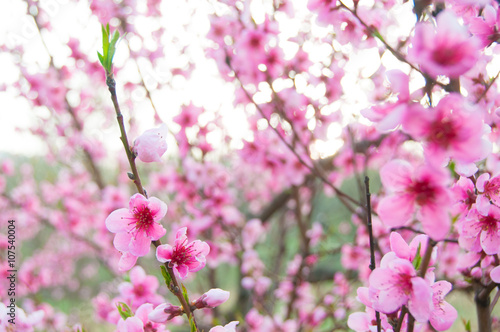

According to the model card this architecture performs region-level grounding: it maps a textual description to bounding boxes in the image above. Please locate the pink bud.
[194,288,230,309]
[148,303,182,323]
[471,267,482,279]
[133,123,168,163]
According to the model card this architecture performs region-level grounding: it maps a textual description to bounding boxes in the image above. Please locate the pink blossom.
[132,124,168,163]
[451,176,476,216]
[0,303,44,332]
[156,227,210,279]
[209,321,239,332]
[106,194,167,259]
[117,303,165,332]
[369,256,432,322]
[469,5,500,47]
[361,70,415,132]
[390,232,436,265]
[402,94,490,167]
[118,266,163,308]
[193,288,230,309]
[377,160,452,240]
[458,206,500,255]
[173,103,203,128]
[429,281,457,331]
[409,10,480,78]
[476,173,500,215]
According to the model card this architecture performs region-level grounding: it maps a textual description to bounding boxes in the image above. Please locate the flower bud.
[148,303,182,323]
[132,123,168,163]
[193,288,230,309]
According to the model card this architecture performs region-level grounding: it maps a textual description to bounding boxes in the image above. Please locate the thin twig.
[105,73,146,197]
[365,177,381,332]
[226,57,361,212]
[104,67,199,330]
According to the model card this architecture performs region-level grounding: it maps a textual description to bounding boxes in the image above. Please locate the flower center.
[408,180,435,205]
[479,215,499,232]
[431,45,463,66]
[133,284,146,298]
[396,273,413,295]
[430,117,457,148]
[129,205,154,237]
[171,239,196,266]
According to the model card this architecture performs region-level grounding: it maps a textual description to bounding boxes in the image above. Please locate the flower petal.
[130,233,151,257]
[156,244,173,263]
[377,194,414,227]
[118,252,138,272]
[114,232,132,252]
[106,209,132,233]
[408,277,432,323]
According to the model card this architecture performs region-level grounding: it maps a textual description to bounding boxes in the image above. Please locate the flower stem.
[105,69,198,331]
[105,71,146,197]
[365,176,381,332]
[153,240,199,330]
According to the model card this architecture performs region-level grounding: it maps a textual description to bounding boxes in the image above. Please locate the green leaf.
[464,319,471,332]
[116,302,133,320]
[98,23,120,72]
[160,265,172,288]
[181,283,190,304]
[412,243,422,270]
[189,316,197,332]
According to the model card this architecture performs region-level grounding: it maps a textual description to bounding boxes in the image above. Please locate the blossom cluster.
[3,0,500,331]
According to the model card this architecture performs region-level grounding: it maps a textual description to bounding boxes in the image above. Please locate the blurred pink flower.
[491,265,500,283]
[209,321,239,332]
[458,206,500,255]
[156,227,210,279]
[409,10,479,78]
[402,94,490,167]
[106,194,167,259]
[469,5,500,47]
[118,266,163,308]
[133,124,168,163]
[117,303,166,332]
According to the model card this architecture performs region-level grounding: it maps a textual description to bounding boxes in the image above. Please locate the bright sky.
[0,0,454,160]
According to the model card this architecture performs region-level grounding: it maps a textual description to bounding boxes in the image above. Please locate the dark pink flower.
[132,124,168,163]
[402,94,491,167]
[476,173,500,215]
[409,10,480,78]
[156,227,210,279]
[106,194,167,259]
[377,160,452,240]
[458,206,500,255]
[369,256,432,322]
